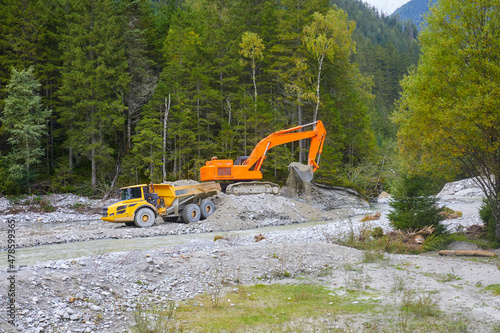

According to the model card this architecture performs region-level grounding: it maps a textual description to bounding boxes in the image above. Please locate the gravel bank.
[1,178,499,332]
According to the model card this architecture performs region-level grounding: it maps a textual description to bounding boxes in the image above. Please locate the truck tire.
[200,199,215,219]
[182,203,201,223]
[134,207,155,228]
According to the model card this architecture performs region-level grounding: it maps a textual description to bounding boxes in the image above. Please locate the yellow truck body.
[101,182,221,227]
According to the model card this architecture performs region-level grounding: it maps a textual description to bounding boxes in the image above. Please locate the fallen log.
[438,250,497,257]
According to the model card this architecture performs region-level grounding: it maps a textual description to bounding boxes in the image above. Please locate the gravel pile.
[1,240,366,333]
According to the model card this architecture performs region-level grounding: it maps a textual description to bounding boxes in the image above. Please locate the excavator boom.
[200,121,326,189]
[243,120,326,173]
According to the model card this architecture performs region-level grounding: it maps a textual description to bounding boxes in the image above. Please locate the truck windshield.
[120,187,142,200]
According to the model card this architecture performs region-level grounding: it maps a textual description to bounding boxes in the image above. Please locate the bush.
[388,175,446,234]
[371,226,384,238]
[422,234,450,252]
[479,199,498,242]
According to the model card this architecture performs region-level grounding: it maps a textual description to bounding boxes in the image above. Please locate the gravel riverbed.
[1,179,500,332]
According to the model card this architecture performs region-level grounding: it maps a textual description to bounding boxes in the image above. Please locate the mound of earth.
[281,162,369,209]
[207,192,349,230]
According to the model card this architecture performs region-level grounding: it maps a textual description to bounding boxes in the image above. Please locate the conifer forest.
[0,0,420,196]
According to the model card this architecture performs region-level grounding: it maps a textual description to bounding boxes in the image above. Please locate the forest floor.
[1,179,500,332]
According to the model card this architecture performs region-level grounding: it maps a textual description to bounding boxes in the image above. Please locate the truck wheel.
[200,199,215,219]
[134,207,155,228]
[182,204,201,223]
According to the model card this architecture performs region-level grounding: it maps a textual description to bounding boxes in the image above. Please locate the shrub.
[479,199,498,242]
[371,226,384,239]
[422,234,450,252]
[439,207,463,219]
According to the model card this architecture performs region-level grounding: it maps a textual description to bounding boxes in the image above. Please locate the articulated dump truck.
[101,182,221,227]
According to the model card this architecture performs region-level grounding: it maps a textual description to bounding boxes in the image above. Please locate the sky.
[362,0,411,15]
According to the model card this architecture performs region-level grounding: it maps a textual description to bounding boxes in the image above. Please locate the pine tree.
[58,0,130,190]
[123,0,158,153]
[1,67,50,192]
[388,175,445,234]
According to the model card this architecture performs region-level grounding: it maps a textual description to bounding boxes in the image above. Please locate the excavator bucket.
[288,162,314,183]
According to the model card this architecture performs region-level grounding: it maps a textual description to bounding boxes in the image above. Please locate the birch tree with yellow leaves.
[302,7,356,122]
[394,0,500,236]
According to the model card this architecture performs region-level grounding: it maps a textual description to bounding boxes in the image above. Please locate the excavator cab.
[234,156,249,165]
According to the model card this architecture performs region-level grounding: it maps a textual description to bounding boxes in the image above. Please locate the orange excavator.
[200,120,327,195]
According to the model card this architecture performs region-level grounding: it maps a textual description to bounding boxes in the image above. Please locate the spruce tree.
[388,175,446,234]
[1,67,50,192]
[58,0,130,190]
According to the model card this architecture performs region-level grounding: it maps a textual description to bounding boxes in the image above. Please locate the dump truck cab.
[102,184,157,225]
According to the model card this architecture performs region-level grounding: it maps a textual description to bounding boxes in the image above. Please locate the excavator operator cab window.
[235,156,249,165]
[120,187,142,200]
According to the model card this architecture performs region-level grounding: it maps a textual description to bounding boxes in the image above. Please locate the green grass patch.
[131,282,474,333]
[174,283,377,332]
[423,272,461,283]
[445,233,490,248]
[485,284,500,296]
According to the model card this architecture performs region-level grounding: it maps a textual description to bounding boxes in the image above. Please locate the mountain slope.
[392,0,437,30]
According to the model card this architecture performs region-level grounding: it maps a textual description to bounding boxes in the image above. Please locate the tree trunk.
[197,87,201,158]
[162,95,170,183]
[314,54,324,123]
[69,147,73,170]
[244,110,247,156]
[91,136,97,189]
[298,91,303,164]
[494,175,500,238]
[127,102,132,153]
[150,143,154,181]
[252,56,257,134]
[226,98,232,125]
[26,139,31,194]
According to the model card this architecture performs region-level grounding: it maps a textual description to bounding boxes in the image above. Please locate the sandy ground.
[1,179,499,332]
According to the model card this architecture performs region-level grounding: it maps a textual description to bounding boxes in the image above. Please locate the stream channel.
[4,194,481,269]
[5,211,377,269]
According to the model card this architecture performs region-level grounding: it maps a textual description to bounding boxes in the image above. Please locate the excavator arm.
[200,121,326,183]
[243,120,326,172]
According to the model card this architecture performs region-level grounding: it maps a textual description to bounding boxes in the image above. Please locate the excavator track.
[226,181,280,195]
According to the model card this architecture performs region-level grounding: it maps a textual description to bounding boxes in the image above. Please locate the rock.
[55,309,65,317]
[439,177,486,196]
[306,183,369,209]
[378,191,391,204]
